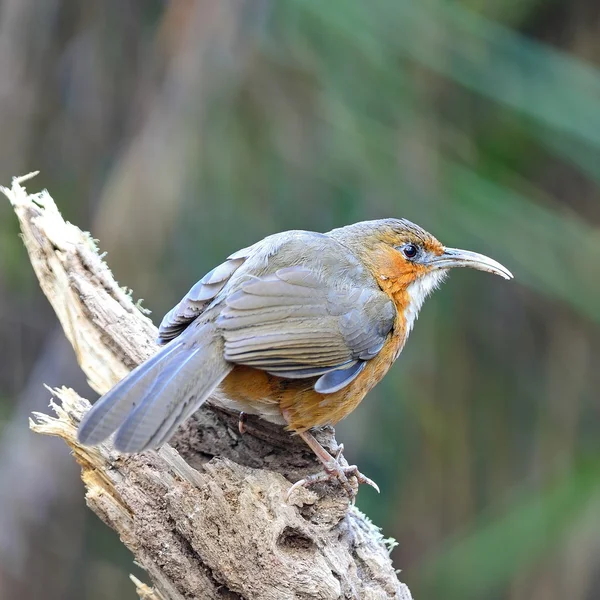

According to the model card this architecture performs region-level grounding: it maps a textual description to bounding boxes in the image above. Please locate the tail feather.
[77,323,231,452]
[111,348,201,451]
[113,344,229,452]
[151,356,230,449]
[77,340,186,446]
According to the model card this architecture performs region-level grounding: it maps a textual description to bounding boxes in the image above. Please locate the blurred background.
[1,1,599,599]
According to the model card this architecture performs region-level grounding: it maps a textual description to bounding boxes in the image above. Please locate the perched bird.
[78,219,512,495]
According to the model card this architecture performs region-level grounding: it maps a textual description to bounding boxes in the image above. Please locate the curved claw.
[238,411,247,435]
[286,462,379,502]
[345,465,380,494]
[286,430,380,502]
[286,477,314,501]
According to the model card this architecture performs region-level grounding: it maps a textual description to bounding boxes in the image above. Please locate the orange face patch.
[366,244,430,286]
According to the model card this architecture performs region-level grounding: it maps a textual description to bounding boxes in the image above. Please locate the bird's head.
[330,218,512,331]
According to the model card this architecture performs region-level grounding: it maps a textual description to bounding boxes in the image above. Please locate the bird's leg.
[286,430,380,500]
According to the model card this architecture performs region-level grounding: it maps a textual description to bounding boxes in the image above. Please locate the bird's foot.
[286,435,380,501]
[286,461,379,501]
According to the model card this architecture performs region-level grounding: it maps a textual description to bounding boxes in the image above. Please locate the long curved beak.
[430,247,513,280]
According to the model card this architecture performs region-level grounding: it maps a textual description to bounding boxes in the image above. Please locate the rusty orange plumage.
[78,219,512,496]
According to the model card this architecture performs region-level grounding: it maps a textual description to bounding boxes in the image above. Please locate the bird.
[77,218,512,496]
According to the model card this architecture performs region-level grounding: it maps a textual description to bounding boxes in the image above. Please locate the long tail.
[77,322,232,452]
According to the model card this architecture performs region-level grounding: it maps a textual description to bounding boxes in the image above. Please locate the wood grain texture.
[2,173,413,600]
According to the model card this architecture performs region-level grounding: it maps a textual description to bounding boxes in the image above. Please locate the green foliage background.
[0,1,599,598]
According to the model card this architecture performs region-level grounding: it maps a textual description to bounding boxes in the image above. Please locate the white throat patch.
[404,270,447,333]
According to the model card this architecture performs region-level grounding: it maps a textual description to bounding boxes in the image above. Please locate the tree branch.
[2,173,412,600]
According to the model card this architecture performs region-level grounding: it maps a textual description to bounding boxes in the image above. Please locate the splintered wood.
[2,173,412,600]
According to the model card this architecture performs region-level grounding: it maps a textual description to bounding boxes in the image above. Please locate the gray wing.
[157,245,253,344]
[215,265,395,393]
[157,230,329,344]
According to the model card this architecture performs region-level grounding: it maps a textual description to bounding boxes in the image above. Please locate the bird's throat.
[403,270,447,333]
[377,268,447,353]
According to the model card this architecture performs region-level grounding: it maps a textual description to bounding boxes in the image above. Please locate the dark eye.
[402,243,418,259]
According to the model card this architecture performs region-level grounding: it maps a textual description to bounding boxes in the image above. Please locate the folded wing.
[216,266,395,393]
[157,245,254,344]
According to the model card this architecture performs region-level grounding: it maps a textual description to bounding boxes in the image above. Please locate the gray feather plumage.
[314,361,367,394]
[157,256,247,344]
[78,322,232,451]
[79,226,402,452]
[216,263,394,380]
[77,340,187,446]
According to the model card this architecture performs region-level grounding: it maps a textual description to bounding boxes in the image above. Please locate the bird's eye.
[402,243,418,259]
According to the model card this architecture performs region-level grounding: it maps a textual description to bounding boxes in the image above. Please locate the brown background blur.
[1,1,599,599]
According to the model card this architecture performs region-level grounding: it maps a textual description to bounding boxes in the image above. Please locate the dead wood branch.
[2,173,413,600]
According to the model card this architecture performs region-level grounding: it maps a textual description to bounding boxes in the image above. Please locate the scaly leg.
[286,430,380,500]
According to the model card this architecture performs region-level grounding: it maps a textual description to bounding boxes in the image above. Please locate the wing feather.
[215,266,395,391]
[314,361,367,394]
[157,255,247,344]
[159,234,396,398]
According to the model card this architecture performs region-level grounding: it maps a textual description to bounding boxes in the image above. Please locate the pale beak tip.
[479,263,513,281]
[437,247,513,281]
[495,266,514,281]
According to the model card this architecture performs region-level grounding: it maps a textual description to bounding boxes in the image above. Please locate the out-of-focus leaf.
[441,163,600,324]
[417,460,600,599]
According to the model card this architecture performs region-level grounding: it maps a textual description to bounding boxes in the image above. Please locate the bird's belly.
[218,366,288,425]
[219,333,402,432]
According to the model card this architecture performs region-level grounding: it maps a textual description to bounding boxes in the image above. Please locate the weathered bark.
[2,173,412,600]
